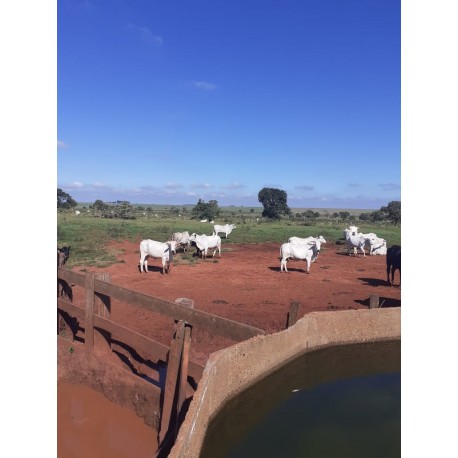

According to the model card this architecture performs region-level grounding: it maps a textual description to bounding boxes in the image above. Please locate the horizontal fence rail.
[57,297,204,380]
[58,267,266,342]
[58,266,268,455]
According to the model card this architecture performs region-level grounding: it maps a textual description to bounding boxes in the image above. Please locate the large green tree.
[57,188,77,209]
[381,200,401,225]
[257,187,291,219]
[191,199,221,220]
[358,200,401,224]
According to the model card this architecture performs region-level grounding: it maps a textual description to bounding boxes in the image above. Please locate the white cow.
[343,225,359,239]
[172,231,191,252]
[345,234,373,257]
[189,233,221,259]
[75,210,81,216]
[280,241,318,273]
[287,236,326,262]
[139,240,177,274]
[213,223,236,239]
[354,232,385,255]
[369,237,387,255]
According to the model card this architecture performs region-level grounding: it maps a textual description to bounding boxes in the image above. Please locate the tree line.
[57,187,400,224]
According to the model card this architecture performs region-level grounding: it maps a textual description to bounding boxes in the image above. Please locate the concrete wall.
[169,308,401,457]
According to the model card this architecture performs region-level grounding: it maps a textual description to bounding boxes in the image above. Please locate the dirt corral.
[65,240,401,361]
[58,240,400,457]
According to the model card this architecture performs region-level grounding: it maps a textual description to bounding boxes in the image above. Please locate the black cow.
[57,246,71,267]
[386,245,401,286]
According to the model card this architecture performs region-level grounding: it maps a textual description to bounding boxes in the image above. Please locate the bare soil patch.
[64,240,400,360]
[58,240,400,456]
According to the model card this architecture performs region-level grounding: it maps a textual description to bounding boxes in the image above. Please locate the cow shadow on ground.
[138,265,165,274]
[358,277,389,287]
[268,266,307,273]
[355,297,401,308]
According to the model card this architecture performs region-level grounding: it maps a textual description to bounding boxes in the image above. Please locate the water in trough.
[200,339,400,458]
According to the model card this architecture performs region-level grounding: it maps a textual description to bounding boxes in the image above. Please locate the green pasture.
[57,211,401,268]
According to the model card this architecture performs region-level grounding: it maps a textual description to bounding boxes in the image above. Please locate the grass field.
[75,203,375,218]
[57,210,401,268]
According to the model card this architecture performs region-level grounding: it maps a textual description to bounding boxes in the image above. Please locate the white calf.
[139,240,177,274]
[280,241,318,273]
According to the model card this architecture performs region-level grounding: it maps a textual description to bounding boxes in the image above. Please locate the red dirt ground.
[58,240,400,457]
[65,240,401,362]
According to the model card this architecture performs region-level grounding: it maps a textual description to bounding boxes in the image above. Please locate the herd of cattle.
[138,224,237,275]
[57,221,400,286]
[133,222,400,286]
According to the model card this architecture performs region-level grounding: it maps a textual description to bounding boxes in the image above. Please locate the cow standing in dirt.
[386,245,401,287]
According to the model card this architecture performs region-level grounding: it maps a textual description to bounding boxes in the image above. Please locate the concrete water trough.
[169,308,401,457]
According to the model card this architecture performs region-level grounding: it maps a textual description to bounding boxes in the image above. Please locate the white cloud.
[191,183,213,189]
[138,26,163,45]
[126,23,163,46]
[165,182,184,190]
[190,80,216,91]
[379,183,401,192]
[294,184,314,191]
[57,139,68,149]
[222,182,246,189]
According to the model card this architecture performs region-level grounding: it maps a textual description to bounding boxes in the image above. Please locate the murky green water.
[201,340,400,458]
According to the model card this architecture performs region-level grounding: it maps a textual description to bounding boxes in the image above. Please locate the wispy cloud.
[165,182,184,190]
[58,182,396,210]
[63,181,84,190]
[222,182,245,189]
[57,139,68,149]
[191,183,213,189]
[378,183,400,192]
[294,184,314,191]
[127,23,163,46]
[347,183,360,188]
[190,80,217,91]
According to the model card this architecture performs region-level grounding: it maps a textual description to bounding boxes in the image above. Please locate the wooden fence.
[57,267,267,455]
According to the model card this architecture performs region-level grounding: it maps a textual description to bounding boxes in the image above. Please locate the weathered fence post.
[57,268,74,337]
[175,297,195,422]
[94,272,112,353]
[369,295,380,309]
[158,320,186,445]
[157,298,196,450]
[286,301,300,328]
[176,324,192,437]
[85,272,95,351]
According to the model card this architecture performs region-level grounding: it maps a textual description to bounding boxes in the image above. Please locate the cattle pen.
[58,266,303,456]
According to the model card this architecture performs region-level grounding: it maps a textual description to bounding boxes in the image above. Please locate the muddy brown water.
[57,382,158,458]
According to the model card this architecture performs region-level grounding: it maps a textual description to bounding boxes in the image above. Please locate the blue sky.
[57,0,400,209]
